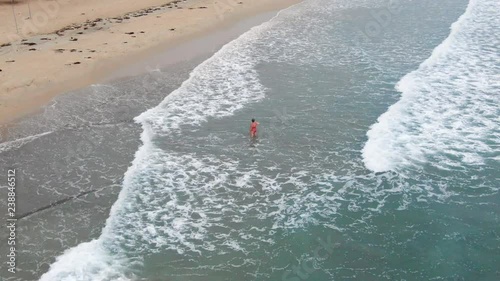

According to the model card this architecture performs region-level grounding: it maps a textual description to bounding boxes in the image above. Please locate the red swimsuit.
[250,122,258,135]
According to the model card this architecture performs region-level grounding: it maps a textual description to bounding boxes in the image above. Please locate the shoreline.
[0,0,301,126]
[0,4,302,279]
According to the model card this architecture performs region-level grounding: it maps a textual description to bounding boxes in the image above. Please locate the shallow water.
[3,0,500,280]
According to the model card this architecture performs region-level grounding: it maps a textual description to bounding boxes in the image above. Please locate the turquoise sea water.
[41,0,499,280]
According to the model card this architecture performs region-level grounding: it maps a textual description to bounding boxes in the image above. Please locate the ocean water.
[39,0,500,280]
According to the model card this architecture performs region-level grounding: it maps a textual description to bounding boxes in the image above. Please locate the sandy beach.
[0,0,300,125]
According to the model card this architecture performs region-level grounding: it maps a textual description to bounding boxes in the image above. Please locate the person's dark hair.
[252,119,255,122]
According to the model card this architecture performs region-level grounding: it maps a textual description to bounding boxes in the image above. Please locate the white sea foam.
[135,19,270,133]
[39,240,137,281]
[363,0,500,172]
[0,131,52,153]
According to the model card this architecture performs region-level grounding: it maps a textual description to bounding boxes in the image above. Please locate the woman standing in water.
[250,119,259,138]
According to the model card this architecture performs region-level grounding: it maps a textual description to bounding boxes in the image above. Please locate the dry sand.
[0,0,300,125]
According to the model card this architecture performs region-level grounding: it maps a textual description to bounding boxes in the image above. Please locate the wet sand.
[0,0,300,125]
